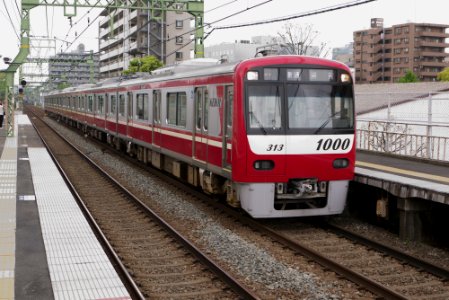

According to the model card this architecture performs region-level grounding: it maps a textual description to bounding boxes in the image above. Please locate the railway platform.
[0,112,130,300]
[355,150,449,241]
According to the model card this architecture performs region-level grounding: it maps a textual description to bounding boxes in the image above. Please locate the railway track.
[27,108,258,299]
[30,106,449,299]
[259,219,449,299]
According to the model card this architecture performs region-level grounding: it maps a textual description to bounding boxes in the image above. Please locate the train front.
[231,56,355,218]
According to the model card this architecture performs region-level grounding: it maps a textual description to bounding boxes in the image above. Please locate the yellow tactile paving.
[0,117,17,300]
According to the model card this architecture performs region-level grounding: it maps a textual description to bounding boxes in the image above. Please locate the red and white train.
[44,55,355,218]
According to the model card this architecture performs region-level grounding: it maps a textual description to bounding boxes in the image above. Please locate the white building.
[98,7,193,78]
[205,40,260,62]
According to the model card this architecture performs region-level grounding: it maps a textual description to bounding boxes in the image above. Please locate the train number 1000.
[316,138,351,151]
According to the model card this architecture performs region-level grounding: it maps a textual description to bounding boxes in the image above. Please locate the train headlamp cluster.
[254,160,274,170]
[333,158,350,169]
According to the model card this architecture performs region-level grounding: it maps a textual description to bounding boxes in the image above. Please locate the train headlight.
[253,160,274,170]
[341,73,351,83]
[246,71,259,80]
[333,158,349,169]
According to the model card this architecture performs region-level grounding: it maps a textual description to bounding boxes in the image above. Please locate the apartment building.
[98,6,193,78]
[332,43,354,68]
[49,44,100,88]
[354,19,449,83]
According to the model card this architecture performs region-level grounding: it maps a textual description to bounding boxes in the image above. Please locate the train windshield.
[287,84,353,133]
[245,68,354,135]
[247,85,283,133]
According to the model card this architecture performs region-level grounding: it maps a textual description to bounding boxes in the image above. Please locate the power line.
[213,0,378,30]
[2,0,20,41]
[144,0,273,58]
[59,8,94,52]
[12,0,20,17]
[63,11,102,52]
[9,0,20,24]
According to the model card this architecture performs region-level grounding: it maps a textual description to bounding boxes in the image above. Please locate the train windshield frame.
[245,66,354,135]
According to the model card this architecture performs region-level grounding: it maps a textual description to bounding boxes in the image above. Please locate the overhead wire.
[58,8,95,52]
[63,11,102,52]
[9,0,20,24]
[146,0,273,59]
[2,0,20,41]
[212,0,378,30]
[164,0,273,59]
[167,0,377,59]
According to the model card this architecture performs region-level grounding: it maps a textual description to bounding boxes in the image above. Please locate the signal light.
[21,79,27,86]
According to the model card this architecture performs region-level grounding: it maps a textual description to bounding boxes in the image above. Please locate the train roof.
[45,56,350,96]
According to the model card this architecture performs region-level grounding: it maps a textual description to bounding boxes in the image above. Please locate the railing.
[356,121,449,161]
[356,91,449,162]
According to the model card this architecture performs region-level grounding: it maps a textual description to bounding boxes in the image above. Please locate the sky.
[0,0,448,70]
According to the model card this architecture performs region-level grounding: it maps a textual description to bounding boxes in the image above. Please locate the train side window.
[110,95,117,116]
[118,94,126,118]
[81,95,86,111]
[225,85,234,135]
[127,93,133,119]
[195,88,202,129]
[153,90,161,124]
[203,89,209,131]
[167,92,186,128]
[136,93,149,121]
[97,95,105,114]
[87,95,94,113]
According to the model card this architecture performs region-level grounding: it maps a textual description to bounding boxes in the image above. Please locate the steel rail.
[28,110,145,300]
[27,107,259,300]
[326,223,449,281]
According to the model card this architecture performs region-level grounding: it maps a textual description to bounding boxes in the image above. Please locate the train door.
[222,85,233,169]
[96,94,106,129]
[126,92,133,137]
[152,90,162,149]
[193,87,209,162]
[118,93,126,135]
[107,93,118,133]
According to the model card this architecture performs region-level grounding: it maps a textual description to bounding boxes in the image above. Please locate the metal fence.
[356,91,449,162]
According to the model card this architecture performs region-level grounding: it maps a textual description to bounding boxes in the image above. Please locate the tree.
[437,67,449,81]
[276,22,330,58]
[123,55,163,75]
[360,121,425,156]
[56,82,71,90]
[398,70,419,83]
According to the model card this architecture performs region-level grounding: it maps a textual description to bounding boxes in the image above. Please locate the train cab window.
[287,84,353,132]
[167,92,186,127]
[247,85,282,131]
[136,93,149,121]
[109,95,117,116]
[97,95,105,114]
[87,95,94,113]
[118,94,126,118]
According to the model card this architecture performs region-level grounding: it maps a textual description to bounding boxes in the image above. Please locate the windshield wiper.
[250,112,267,135]
[314,110,340,134]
